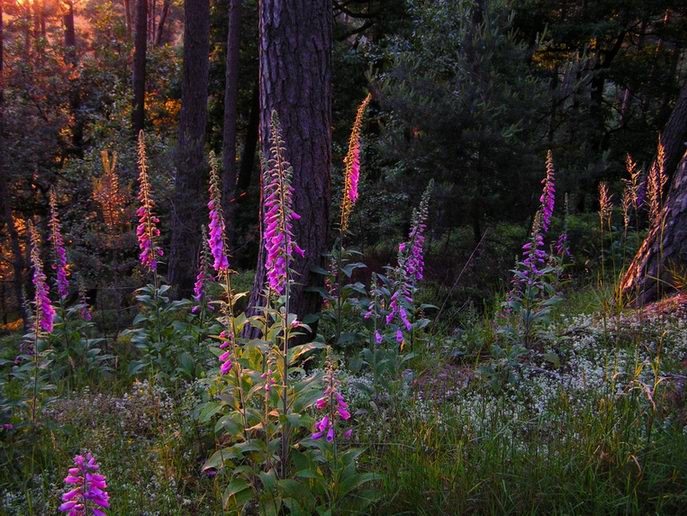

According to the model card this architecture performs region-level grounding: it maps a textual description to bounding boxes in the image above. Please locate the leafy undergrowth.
[2,300,687,514]
[352,301,687,514]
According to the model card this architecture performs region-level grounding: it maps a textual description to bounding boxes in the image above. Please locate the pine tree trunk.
[0,0,27,328]
[238,85,259,191]
[132,0,147,134]
[168,0,210,296]
[64,0,83,155]
[222,0,241,220]
[246,0,332,329]
[658,82,687,183]
[621,155,687,304]
[621,81,687,305]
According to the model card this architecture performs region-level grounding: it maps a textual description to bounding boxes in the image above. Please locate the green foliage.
[122,283,210,382]
[47,303,113,388]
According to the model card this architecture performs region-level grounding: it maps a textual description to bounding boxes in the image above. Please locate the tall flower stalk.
[387,181,432,347]
[205,152,251,460]
[340,93,372,233]
[263,111,304,477]
[312,364,352,442]
[28,221,55,423]
[135,130,163,277]
[263,112,304,297]
[49,189,70,300]
[208,153,230,275]
[192,225,211,315]
[29,222,55,335]
[540,150,556,233]
[59,452,110,515]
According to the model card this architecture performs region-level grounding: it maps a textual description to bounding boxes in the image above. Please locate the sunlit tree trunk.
[0,0,27,328]
[168,0,210,295]
[621,82,687,304]
[246,0,332,328]
[132,0,147,134]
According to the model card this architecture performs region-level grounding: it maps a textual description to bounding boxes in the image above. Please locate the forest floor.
[2,291,687,514]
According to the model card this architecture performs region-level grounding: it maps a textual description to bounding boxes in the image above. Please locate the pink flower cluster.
[312,368,352,442]
[263,112,304,295]
[385,182,432,341]
[192,227,212,314]
[218,330,233,375]
[521,226,547,284]
[59,452,109,515]
[207,158,229,274]
[135,131,163,272]
[49,190,70,299]
[29,223,56,334]
[539,150,556,233]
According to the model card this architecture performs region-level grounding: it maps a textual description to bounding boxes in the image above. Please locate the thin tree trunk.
[132,0,147,135]
[246,0,332,329]
[168,0,210,295]
[0,0,27,328]
[124,0,132,39]
[64,0,83,154]
[222,0,241,222]
[154,0,170,46]
[238,85,259,191]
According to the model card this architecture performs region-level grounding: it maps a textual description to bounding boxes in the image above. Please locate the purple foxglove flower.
[340,93,372,232]
[262,112,305,296]
[313,367,353,442]
[539,150,556,233]
[344,428,353,439]
[387,182,432,333]
[48,190,70,299]
[193,226,212,313]
[207,156,230,274]
[374,330,383,345]
[218,330,234,374]
[59,452,109,514]
[555,232,571,257]
[29,223,55,334]
[136,131,163,272]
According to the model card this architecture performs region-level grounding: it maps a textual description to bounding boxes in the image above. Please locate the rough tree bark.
[168,0,210,296]
[246,0,332,327]
[0,0,27,327]
[621,82,687,304]
[621,155,687,304]
[222,0,241,220]
[131,0,147,135]
[657,82,687,183]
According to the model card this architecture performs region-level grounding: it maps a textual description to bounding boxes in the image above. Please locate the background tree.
[168,0,210,295]
[377,0,547,244]
[221,0,241,223]
[132,0,147,134]
[246,0,332,323]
